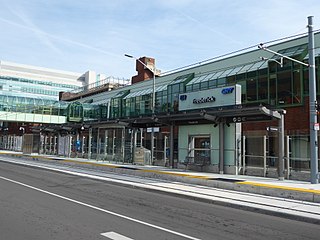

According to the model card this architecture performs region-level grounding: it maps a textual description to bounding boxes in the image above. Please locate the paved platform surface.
[1,150,320,223]
[1,150,320,203]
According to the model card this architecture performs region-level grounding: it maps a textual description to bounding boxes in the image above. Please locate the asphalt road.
[0,161,319,240]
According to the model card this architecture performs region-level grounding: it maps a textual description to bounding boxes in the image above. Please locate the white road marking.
[2,157,320,221]
[101,231,133,240]
[0,175,201,240]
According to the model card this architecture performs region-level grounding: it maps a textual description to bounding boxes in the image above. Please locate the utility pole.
[125,54,156,165]
[308,16,319,184]
[258,16,319,183]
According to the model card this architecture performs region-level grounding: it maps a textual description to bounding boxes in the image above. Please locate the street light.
[125,54,156,165]
[258,16,319,184]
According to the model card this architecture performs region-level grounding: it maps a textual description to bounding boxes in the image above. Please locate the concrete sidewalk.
[1,150,320,203]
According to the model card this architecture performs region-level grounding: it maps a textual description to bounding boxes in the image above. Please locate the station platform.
[1,150,320,203]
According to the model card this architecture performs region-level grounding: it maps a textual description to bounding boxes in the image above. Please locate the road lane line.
[0,175,201,240]
[101,231,133,240]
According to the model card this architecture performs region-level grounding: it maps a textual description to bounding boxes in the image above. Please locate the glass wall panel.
[269,75,277,106]
[246,78,257,101]
[217,78,226,86]
[303,68,309,95]
[258,75,268,101]
[193,83,200,91]
[293,70,302,104]
[199,81,208,90]
[277,71,292,105]
[269,61,277,74]
[208,79,217,89]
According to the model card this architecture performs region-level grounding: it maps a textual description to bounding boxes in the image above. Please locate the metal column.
[278,113,285,181]
[96,127,100,159]
[104,130,108,160]
[112,129,115,161]
[263,135,267,177]
[308,16,319,184]
[88,128,92,160]
[68,136,72,158]
[242,135,246,175]
[132,128,137,164]
[219,123,224,174]
[286,136,291,179]
[164,135,168,165]
[170,123,174,168]
[82,136,86,157]
[121,128,125,163]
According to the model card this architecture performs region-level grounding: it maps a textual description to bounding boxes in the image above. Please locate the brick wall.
[243,97,311,135]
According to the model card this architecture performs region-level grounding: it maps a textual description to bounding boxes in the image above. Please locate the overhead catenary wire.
[161,28,320,76]
[1,29,320,122]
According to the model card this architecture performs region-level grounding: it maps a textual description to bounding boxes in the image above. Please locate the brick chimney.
[131,57,160,84]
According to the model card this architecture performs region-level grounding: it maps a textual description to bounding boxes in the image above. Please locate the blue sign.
[221,87,234,95]
[180,95,187,101]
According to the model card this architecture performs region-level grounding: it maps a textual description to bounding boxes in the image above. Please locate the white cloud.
[5,4,64,56]
[1,0,320,79]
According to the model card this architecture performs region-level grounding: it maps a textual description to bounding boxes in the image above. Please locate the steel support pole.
[219,123,224,174]
[125,54,157,164]
[104,130,108,160]
[278,112,285,180]
[242,135,246,175]
[132,128,137,164]
[263,135,267,177]
[112,130,115,161]
[151,129,154,165]
[88,128,92,160]
[164,135,167,165]
[122,128,125,163]
[170,123,174,168]
[308,16,319,184]
[258,17,318,183]
[286,136,290,179]
[151,70,156,165]
[96,127,100,158]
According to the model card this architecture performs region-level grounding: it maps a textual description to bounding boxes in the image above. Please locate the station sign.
[225,115,273,123]
[147,127,160,133]
[179,85,241,111]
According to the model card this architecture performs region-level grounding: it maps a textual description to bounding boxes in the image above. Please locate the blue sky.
[1,0,320,79]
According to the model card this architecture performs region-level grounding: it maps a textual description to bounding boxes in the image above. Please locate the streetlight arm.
[124,54,133,58]
[258,44,309,67]
[260,56,283,68]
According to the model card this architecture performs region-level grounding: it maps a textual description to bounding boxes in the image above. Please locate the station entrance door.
[187,135,211,163]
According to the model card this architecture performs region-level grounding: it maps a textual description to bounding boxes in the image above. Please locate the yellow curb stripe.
[2,152,320,195]
[62,159,118,168]
[186,175,211,179]
[61,160,209,179]
[34,156,53,161]
[238,181,320,194]
[0,152,21,157]
[140,169,193,177]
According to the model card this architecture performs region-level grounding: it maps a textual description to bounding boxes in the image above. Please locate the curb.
[1,152,320,203]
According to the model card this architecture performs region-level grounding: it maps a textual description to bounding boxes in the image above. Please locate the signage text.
[193,96,216,104]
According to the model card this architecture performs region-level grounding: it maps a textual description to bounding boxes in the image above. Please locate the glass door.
[188,135,210,162]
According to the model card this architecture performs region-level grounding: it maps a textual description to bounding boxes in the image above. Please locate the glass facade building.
[0,60,107,151]
[1,32,320,181]
[67,32,320,180]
